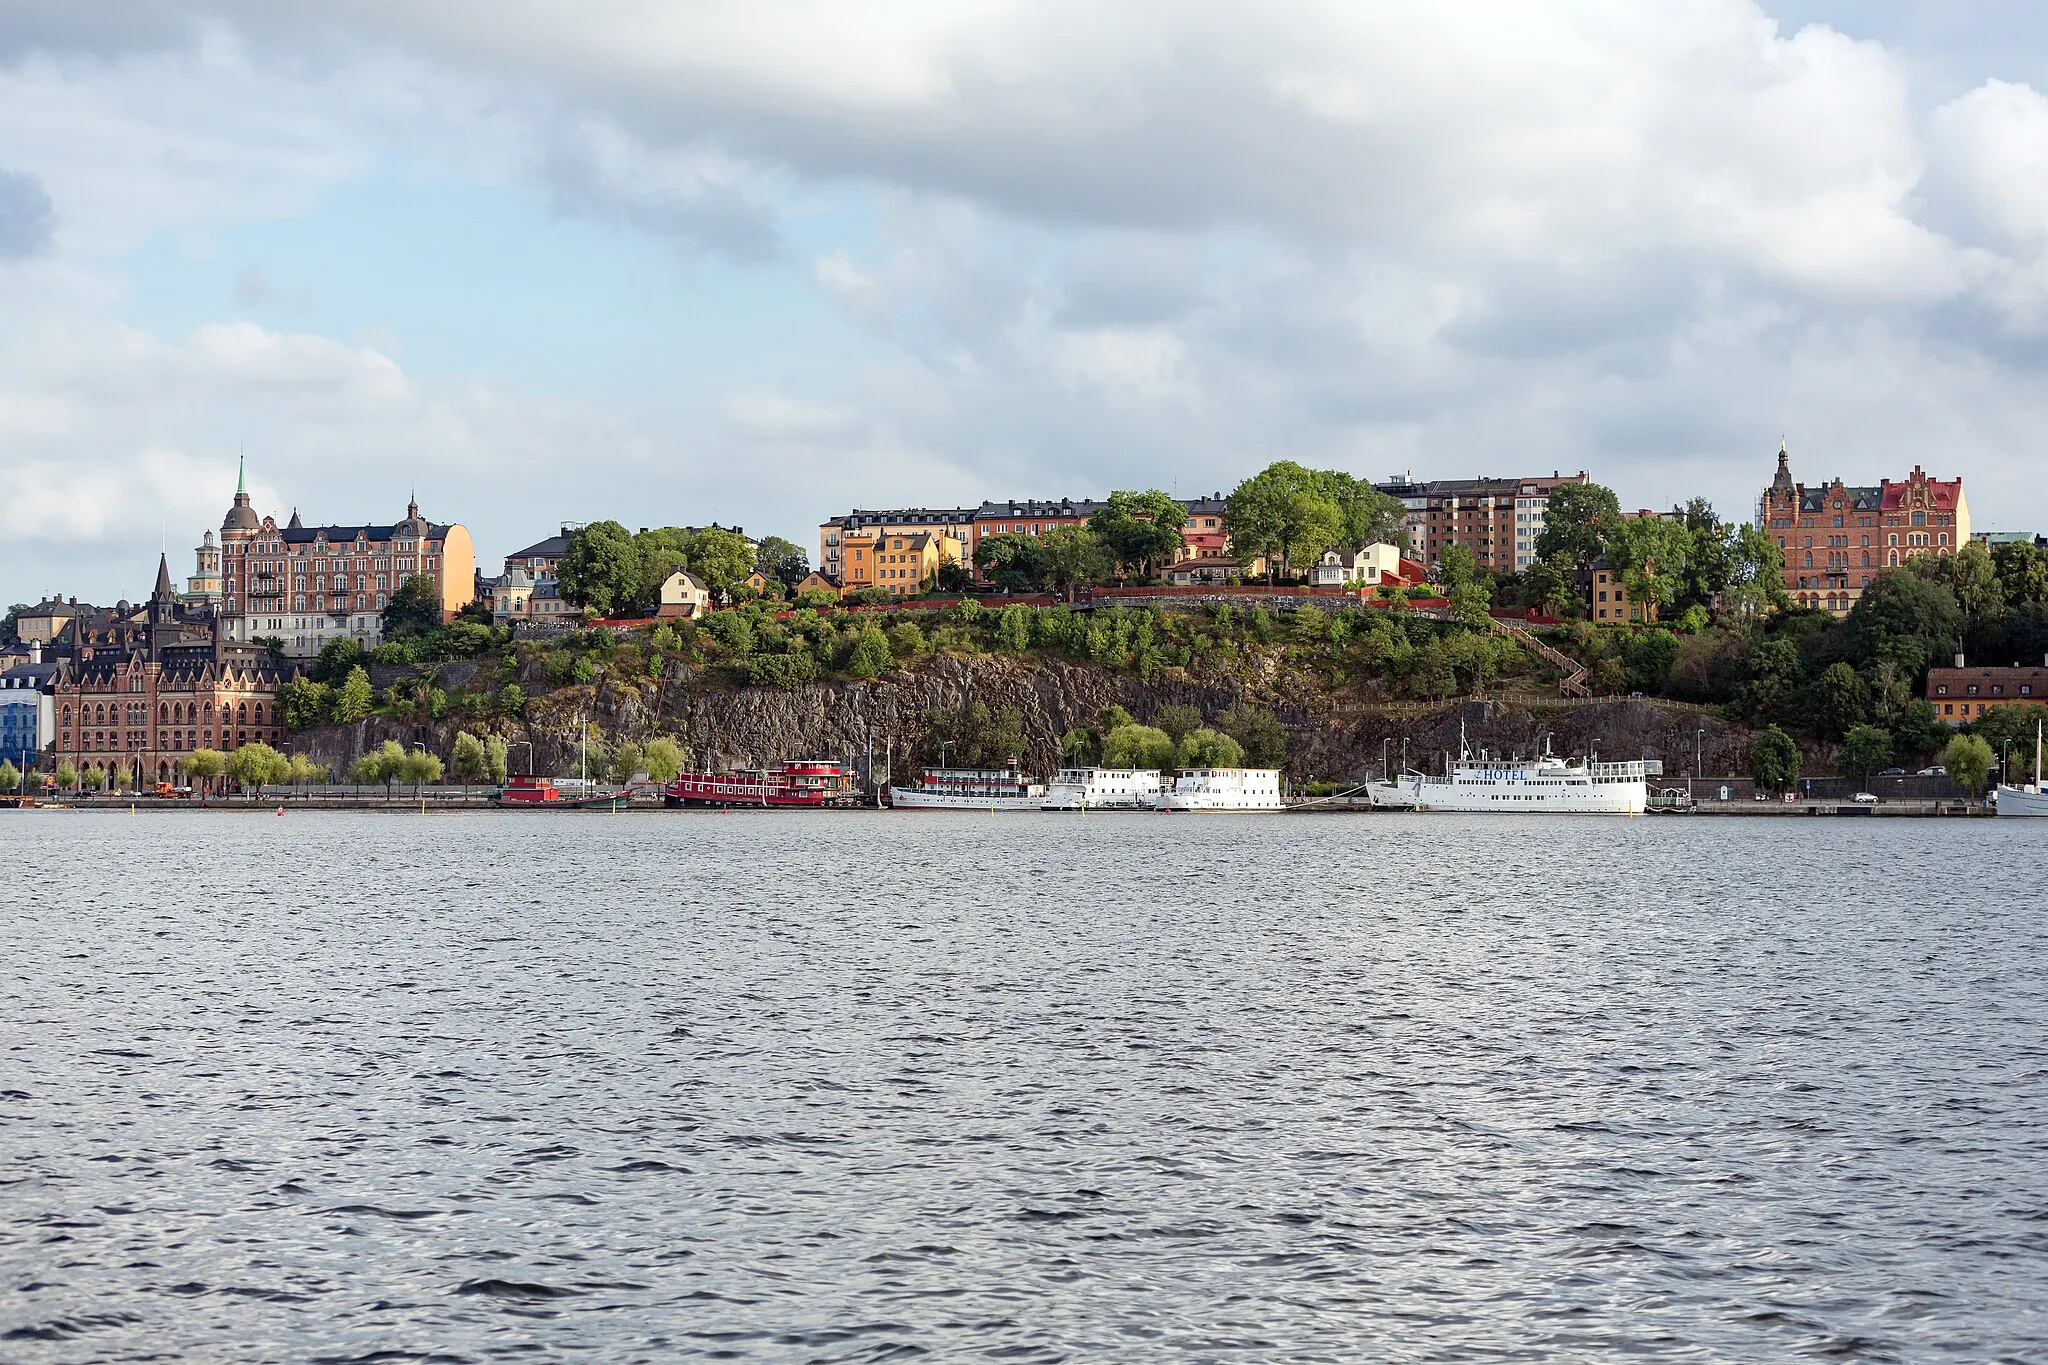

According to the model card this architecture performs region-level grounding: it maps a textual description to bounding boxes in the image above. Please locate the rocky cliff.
[295,653,1762,784]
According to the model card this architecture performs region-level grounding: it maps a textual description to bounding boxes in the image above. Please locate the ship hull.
[1388,775,1646,814]
[889,790,1044,811]
[1995,785,2048,816]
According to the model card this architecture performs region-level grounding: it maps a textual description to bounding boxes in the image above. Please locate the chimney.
[29,641,40,664]
[1955,652,1966,668]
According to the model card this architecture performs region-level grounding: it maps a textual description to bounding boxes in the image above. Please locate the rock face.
[292,653,1761,785]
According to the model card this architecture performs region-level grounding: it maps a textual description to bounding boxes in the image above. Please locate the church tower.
[188,529,222,601]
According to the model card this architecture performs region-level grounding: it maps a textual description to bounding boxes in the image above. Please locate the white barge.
[1041,767,1162,811]
[890,766,1046,812]
[1154,768,1284,812]
[1367,734,1660,814]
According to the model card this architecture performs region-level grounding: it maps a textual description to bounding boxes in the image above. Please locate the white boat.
[1154,768,1285,812]
[1365,729,1660,814]
[1994,720,2048,817]
[1041,767,1162,811]
[890,766,1046,811]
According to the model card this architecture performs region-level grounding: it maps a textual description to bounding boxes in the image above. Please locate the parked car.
[1854,791,1880,804]
[1917,765,1947,776]
[1876,767,1905,776]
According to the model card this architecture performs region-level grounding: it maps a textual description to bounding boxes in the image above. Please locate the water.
[4,811,2046,1363]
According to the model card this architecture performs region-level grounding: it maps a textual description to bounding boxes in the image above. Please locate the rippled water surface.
[5,810,2048,1362]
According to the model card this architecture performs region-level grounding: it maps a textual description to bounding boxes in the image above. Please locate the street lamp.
[1694,727,1704,805]
[508,740,534,776]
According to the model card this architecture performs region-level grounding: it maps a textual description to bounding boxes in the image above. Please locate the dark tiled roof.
[1798,486,1881,513]
[975,499,1107,519]
[282,522,453,545]
[508,534,572,560]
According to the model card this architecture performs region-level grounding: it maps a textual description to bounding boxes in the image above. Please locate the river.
[4,811,2045,1361]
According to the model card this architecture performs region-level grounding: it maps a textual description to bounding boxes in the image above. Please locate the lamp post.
[1694,727,1704,805]
[508,740,533,776]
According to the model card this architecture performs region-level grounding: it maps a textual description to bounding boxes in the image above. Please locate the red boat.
[490,775,633,809]
[662,760,854,808]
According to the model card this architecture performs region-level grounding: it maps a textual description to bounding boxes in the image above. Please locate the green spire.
[237,452,246,495]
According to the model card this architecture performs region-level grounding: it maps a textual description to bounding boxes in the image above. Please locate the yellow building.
[842,531,963,597]
[1591,565,1655,623]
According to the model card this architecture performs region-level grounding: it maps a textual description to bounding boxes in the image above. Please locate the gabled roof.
[1799,484,1882,513]
[284,522,454,546]
[507,533,572,560]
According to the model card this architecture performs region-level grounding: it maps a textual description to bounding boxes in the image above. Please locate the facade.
[1375,472,1588,574]
[1590,564,1652,623]
[214,461,476,657]
[1313,543,1410,587]
[503,527,576,577]
[15,597,87,644]
[842,530,963,597]
[657,570,711,619]
[0,661,55,771]
[819,508,976,585]
[1926,659,2048,725]
[1758,443,1970,616]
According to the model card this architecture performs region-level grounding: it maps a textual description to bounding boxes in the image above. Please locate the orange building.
[1926,660,2048,724]
[841,530,964,597]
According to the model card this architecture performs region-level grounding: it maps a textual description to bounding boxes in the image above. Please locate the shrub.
[846,626,894,679]
[1176,728,1245,769]
[748,653,821,688]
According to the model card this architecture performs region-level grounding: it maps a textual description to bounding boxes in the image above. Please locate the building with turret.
[215,459,476,657]
[1757,442,1969,616]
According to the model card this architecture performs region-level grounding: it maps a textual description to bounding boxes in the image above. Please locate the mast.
[2037,718,2042,791]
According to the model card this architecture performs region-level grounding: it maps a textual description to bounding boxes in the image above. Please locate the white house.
[1313,542,1405,587]
[657,570,711,619]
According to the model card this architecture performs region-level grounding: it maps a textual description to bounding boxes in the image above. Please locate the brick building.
[1758,442,1969,616]
[1374,473,1588,574]
[49,557,292,785]
[216,461,475,658]
[1926,659,2048,724]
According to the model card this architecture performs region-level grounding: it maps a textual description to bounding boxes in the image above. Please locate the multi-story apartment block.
[818,508,977,584]
[214,462,475,657]
[1758,443,1969,616]
[1375,473,1588,574]
[841,530,966,596]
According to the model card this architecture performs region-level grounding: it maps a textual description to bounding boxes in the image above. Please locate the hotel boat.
[1366,730,1660,814]
[1041,767,1163,811]
[662,759,854,808]
[1994,720,2048,817]
[1154,768,1285,812]
[491,774,633,810]
[890,766,1047,811]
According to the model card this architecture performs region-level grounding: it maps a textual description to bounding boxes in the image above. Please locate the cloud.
[0,168,55,256]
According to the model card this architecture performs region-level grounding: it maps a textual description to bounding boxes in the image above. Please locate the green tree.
[311,635,364,684]
[485,734,510,783]
[1152,704,1203,743]
[1751,725,1800,793]
[685,526,758,601]
[54,759,77,791]
[1041,525,1114,595]
[277,677,331,730]
[975,533,1052,591]
[1436,543,1477,593]
[497,683,527,717]
[1535,482,1622,570]
[396,747,444,791]
[1100,723,1177,771]
[1604,515,1693,618]
[1948,542,2005,623]
[1176,727,1244,769]
[1837,724,1893,785]
[1846,570,1962,664]
[450,731,489,790]
[380,574,444,639]
[995,604,1032,651]
[0,760,20,791]
[183,747,227,795]
[228,742,288,791]
[753,535,809,589]
[1224,462,1342,580]
[1218,705,1287,767]
[1088,489,1186,580]
[81,764,107,792]
[558,520,642,616]
[1969,703,2048,774]
[1098,705,1135,733]
[846,625,893,679]
[1941,732,1995,796]
[1891,699,1946,762]
[608,740,643,784]
[1991,541,2048,606]
[1061,726,1101,764]
[288,753,325,788]
[1808,661,1870,739]
[643,736,685,783]
[700,610,755,656]
[331,666,374,724]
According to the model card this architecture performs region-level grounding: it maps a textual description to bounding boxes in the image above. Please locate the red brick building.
[1758,443,1969,616]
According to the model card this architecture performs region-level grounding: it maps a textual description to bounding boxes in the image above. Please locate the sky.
[4,0,2048,604]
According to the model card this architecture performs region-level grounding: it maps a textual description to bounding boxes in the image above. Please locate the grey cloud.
[0,0,193,63]
[540,142,781,264]
[0,168,55,257]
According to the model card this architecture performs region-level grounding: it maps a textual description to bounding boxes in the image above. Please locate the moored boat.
[491,775,634,809]
[663,759,854,808]
[1365,728,1660,814]
[1994,719,2048,817]
[891,765,1046,811]
[1153,768,1284,812]
[1041,767,1162,811]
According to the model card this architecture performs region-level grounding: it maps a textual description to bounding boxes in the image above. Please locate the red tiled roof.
[1880,467,1961,511]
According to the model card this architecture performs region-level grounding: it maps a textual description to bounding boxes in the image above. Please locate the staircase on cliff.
[1487,617,1590,698]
